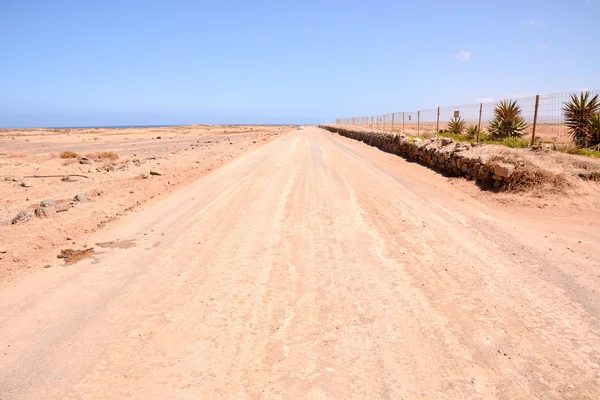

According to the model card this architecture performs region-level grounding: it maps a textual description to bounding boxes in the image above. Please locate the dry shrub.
[502,166,570,194]
[578,172,600,181]
[60,151,79,159]
[85,151,119,160]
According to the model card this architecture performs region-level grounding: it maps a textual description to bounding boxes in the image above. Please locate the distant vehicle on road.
[297,125,304,130]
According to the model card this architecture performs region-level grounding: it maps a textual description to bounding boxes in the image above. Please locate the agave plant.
[562,91,600,147]
[447,116,465,134]
[589,113,600,149]
[489,100,528,138]
[465,124,479,139]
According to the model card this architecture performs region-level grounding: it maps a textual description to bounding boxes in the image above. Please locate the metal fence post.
[391,113,395,132]
[377,116,379,130]
[418,110,420,135]
[531,95,540,146]
[477,103,483,143]
[402,112,405,134]
[436,107,440,132]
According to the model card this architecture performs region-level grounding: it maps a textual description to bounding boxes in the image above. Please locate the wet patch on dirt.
[57,248,95,265]
[95,239,137,249]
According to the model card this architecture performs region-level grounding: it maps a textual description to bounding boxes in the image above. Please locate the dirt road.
[1,127,599,399]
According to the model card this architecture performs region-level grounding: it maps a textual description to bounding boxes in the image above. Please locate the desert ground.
[1,126,600,398]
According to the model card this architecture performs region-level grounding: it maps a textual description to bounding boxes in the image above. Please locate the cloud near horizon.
[455,51,472,62]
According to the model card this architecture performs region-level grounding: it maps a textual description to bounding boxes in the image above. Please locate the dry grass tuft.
[60,151,79,159]
[85,151,119,161]
[502,167,570,194]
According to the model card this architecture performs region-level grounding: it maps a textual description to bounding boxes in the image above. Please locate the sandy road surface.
[1,127,599,399]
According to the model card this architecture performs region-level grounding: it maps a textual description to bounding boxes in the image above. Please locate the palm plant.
[447,116,465,134]
[489,100,528,138]
[562,91,600,147]
[465,124,479,139]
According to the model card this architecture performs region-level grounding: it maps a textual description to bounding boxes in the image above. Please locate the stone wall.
[319,125,515,188]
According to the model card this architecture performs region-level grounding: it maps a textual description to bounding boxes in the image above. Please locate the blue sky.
[1,0,599,127]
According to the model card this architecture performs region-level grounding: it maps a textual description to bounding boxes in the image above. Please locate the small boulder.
[73,193,92,203]
[40,199,55,208]
[441,138,454,146]
[491,163,515,179]
[20,182,32,188]
[150,170,163,176]
[79,157,92,165]
[11,210,32,225]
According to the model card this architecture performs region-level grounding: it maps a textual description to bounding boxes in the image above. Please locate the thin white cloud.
[477,97,495,103]
[537,43,550,50]
[455,51,472,62]
[524,19,547,28]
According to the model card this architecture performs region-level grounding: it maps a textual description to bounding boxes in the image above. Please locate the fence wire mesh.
[336,90,600,146]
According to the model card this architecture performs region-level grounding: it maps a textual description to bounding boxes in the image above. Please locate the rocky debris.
[147,155,157,160]
[56,204,70,213]
[20,181,32,188]
[43,264,52,268]
[156,136,162,139]
[40,199,55,208]
[0,248,6,254]
[61,175,73,182]
[11,210,32,225]
[73,193,92,202]
[79,157,92,164]
[96,165,115,172]
[4,176,18,182]
[34,207,54,218]
[150,170,163,176]
[319,125,520,189]
[491,163,515,179]
[57,248,95,265]
[140,173,150,179]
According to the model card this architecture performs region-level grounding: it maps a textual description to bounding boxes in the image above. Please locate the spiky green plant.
[589,113,600,149]
[489,100,528,138]
[465,124,479,139]
[563,91,600,147]
[447,116,465,134]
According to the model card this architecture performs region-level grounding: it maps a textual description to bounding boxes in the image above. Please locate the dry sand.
[0,126,599,398]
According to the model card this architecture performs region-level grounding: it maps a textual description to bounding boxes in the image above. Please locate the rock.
[413,138,422,143]
[44,264,52,268]
[20,182,32,188]
[140,173,150,179]
[493,181,501,189]
[470,142,478,147]
[56,204,70,213]
[0,248,6,254]
[492,174,503,181]
[491,163,515,178]
[147,155,157,160]
[11,210,32,225]
[34,207,54,218]
[150,170,163,176]
[156,136,162,139]
[79,157,92,164]
[73,193,92,202]
[441,138,454,146]
[40,199,55,208]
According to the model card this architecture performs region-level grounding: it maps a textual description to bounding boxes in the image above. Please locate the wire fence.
[336,90,600,146]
